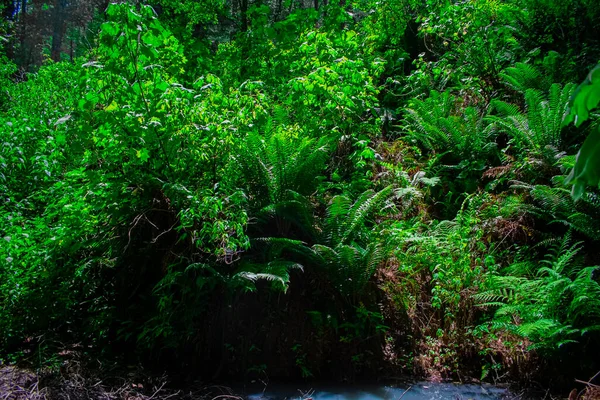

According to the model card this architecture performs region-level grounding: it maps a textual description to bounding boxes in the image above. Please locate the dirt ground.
[0,364,238,400]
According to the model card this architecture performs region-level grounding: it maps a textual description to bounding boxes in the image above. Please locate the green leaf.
[563,64,600,198]
[100,22,119,38]
[142,31,163,47]
[565,126,600,200]
[56,133,66,146]
[563,64,600,128]
[136,148,150,162]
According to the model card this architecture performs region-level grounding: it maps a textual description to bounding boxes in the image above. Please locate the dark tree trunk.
[50,0,67,62]
[238,0,249,79]
[2,0,15,60]
[274,0,283,21]
[239,0,248,33]
[17,0,27,66]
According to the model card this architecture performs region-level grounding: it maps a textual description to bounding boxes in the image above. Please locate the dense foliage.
[1,0,600,389]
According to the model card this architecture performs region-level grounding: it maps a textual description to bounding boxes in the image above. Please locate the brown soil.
[0,364,229,400]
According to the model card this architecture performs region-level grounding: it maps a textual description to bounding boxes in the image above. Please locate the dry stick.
[575,369,600,398]
[575,379,600,388]
[148,382,167,400]
[161,391,182,400]
[588,370,600,384]
[398,385,412,400]
[151,220,178,244]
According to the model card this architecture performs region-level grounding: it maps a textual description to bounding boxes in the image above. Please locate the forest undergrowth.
[1,0,600,397]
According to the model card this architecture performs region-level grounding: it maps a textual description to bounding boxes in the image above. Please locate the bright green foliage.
[235,130,329,238]
[563,64,600,199]
[80,4,255,258]
[414,0,524,93]
[393,196,488,317]
[2,0,600,385]
[564,64,600,128]
[487,83,575,164]
[386,195,494,376]
[477,236,600,351]
[403,91,496,193]
[309,187,393,303]
[565,127,600,199]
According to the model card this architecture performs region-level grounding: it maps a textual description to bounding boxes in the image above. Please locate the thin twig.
[575,379,600,388]
[161,391,182,400]
[398,385,412,400]
[151,221,178,243]
[588,370,600,384]
[148,381,166,399]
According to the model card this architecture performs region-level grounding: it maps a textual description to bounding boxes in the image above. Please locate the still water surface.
[242,382,509,400]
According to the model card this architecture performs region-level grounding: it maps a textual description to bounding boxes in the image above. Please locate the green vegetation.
[1,0,600,390]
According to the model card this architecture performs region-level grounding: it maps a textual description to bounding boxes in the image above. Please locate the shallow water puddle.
[242,382,508,400]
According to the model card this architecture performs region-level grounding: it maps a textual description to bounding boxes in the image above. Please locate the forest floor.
[2,361,600,400]
[0,363,234,400]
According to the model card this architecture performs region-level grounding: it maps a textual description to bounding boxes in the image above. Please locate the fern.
[487,83,576,162]
[310,187,392,303]
[233,261,304,293]
[500,62,549,94]
[310,242,384,302]
[403,91,496,164]
[339,185,393,244]
[236,130,329,237]
[499,52,570,96]
[477,236,600,351]
[512,181,600,241]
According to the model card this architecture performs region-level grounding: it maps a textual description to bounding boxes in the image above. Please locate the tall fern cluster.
[477,236,600,351]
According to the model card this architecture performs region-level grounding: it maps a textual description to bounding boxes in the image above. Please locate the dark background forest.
[1,0,600,395]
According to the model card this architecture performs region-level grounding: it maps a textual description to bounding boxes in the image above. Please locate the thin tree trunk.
[239,0,249,79]
[50,0,67,62]
[2,0,15,59]
[239,0,248,33]
[18,0,27,66]
[274,0,283,21]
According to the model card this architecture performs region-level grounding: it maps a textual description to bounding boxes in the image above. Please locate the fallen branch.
[398,385,412,400]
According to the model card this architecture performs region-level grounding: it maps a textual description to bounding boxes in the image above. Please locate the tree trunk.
[274,0,283,21]
[50,0,67,62]
[238,0,249,79]
[239,0,248,33]
[17,0,27,66]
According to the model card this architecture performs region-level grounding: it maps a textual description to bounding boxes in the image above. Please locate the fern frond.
[487,83,575,163]
[500,62,546,94]
[482,234,600,350]
[233,261,304,293]
[340,185,392,244]
[404,92,495,163]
